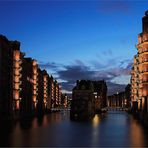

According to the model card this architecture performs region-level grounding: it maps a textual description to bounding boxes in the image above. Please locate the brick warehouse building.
[0,35,23,119]
[131,11,148,117]
[20,58,38,117]
[0,35,62,119]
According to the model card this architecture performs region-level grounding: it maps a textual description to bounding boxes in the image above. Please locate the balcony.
[139,84,143,88]
[139,51,148,56]
[43,90,47,94]
[33,81,37,85]
[32,95,36,102]
[138,46,148,53]
[137,40,148,49]
[13,66,20,70]
[140,70,148,74]
[44,94,47,98]
[33,90,37,95]
[32,60,37,66]
[13,83,20,90]
[142,81,148,84]
[33,77,37,80]
[13,66,22,71]
[33,85,37,90]
[43,77,47,81]
[13,77,20,83]
[13,91,19,100]
[43,92,47,96]
[139,33,148,43]
[14,71,21,76]
[139,60,148,65]
[142,88,148,96]
[43,84,48,88]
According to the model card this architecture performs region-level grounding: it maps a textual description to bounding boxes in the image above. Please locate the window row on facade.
[0,35,66,119]
[131,11,148,113]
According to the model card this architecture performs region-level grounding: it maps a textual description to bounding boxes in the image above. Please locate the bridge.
[106,107,127,111]
[101,107,128,113]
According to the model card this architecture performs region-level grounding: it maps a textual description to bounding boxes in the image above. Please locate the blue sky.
[0,0,147,95]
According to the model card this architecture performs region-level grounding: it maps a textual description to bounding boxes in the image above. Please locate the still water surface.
[0,110,148,147]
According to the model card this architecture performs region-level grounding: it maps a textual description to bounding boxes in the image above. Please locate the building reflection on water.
[129,118,146,147]
[0,111,148,147]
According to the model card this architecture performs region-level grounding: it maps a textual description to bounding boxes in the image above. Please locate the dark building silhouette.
[92,80,107,111]
[108,92,124,107]
[49,75,55,108]
[108,95,115,107]
[0,35,63,119]
[42,70,48,110]
[108,84,131,108]
[71,80,95,119]
[53,80,61,108]
[54,80,58,107]
[72,80,95,102]
[46,73,52,111]
[125,84,131,108]
[61,93,68,108]
[36,68,44,114]
[58,84,62,107]
[0,35,23,119]
[71,80,107,119]
[142,10,148,33]
[20,58,38,117]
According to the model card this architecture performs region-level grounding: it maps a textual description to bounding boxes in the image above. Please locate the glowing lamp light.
[14,51,20,60]
[93,115,100,127]
[33,96,36,102]
[16,100,20,109]
[32,60,37,66]
[14,91,19,100]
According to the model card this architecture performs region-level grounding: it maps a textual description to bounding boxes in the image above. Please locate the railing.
[137,40,148,47]
[138,33,148,43]
[106,107,127,112]
[138,50,148,54]
[139,60,148,64]
[141,80,148,83]
[140,70,148,73]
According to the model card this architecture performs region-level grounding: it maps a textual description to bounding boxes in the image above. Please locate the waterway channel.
[0,110,148,147]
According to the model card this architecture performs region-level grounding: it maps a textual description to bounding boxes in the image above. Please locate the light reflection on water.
[92,114,100,127]
[91,114,100,147]
[0,110,148,147]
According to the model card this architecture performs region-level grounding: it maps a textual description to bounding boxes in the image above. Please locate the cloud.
[89,60,106,70]
[39,58,132,95]
[61,81,75,92]
[111,75,131,85]
[55,59,131,95]
[107,82,126,95]
[119,59,130,68]
[57,64,95,82]
[74,59,85,66]
[126,61,133,70]
[38,61,63,71]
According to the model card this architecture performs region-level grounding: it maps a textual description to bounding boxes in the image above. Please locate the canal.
[0,110,148,147]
